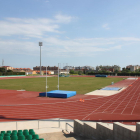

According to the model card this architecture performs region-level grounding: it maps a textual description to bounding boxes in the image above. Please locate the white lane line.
[81,88,129,120]
[111,81,140,114]
[131,93,140,115]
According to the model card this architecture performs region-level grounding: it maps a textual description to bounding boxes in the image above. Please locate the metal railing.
[65,122,74,133]
[0,118,74,132]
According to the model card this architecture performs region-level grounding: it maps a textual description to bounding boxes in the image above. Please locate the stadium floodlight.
[39,42,43,75]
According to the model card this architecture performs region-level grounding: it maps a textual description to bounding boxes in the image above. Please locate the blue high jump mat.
[39,90,76,98]
[101,87,121,91]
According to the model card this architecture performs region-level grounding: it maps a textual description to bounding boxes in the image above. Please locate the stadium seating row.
[0,129,44,140]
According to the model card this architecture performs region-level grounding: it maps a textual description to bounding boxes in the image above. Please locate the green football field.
[0,77,124,94]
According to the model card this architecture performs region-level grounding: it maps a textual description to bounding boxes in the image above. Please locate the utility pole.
[2,59,4,66]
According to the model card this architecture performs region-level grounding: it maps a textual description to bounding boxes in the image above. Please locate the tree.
[114,70,119,73]
[0,67,5,72]
[135,69,140,73]
[121,68,130,73]
[78,71,83,75]
[7,70,13,72]
[70,70,74,74]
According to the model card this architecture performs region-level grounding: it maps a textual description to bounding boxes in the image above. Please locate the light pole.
[39,42,43,75]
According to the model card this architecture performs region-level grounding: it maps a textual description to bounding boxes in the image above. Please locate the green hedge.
[1,72,25,76]
[87,72,140,76]
[88,72,116,76]
[117,73,140,76]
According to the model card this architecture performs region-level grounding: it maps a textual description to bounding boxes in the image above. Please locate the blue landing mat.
[39,90,76,98]
[95,75,108,77]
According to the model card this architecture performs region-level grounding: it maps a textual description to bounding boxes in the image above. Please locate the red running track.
[0,78,140,124]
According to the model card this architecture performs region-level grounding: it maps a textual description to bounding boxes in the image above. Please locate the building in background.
[63,65,94,70]
[63,66,75,70]
[126,65,140,72]
[96,65,121,72]
[2,66,13,71]
[33,66,58,71]
[13,68,36,75]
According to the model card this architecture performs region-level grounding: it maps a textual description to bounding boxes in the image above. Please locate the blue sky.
[0,0,140,69]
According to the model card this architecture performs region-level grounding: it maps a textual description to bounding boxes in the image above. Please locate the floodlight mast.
[39,42,43,76]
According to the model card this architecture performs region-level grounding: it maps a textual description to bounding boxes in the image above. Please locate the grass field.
[0,77,124,94]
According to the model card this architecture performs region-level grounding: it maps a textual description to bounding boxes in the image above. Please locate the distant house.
[2,66,13,71]
[13,68,36,75]
[96,65,121,72]
[126,65,140,72]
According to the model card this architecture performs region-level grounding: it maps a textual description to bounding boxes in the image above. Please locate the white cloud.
[1,37,140,57]
[54,14,73,24]
[0,14,73,38]
[102,23,110,30]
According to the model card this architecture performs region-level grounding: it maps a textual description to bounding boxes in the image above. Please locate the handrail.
[65,122,74,132]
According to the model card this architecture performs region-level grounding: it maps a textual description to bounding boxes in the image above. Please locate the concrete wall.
[84,122,97,139]
[136,122,140,140]
[97,122,113,140]
[74,120,139,140]
[113,122,136,140]
[74,119,84,136]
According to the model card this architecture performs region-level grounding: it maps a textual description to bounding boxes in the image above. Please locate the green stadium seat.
[29,131,35,136]
[11,133,17,136]
[12,130,17,134]
[0,136,3,140]
[0,129,41,140]
[18,135,25,140]
[26,135,32,140]
[18,130,22,133]
[1,131,6,134]
[23,130,28,134]
[23,130,29,136]
[11,135,18,140]
[29,129,34,133]
[4,136,10,140]
[17,132,23,136]
[7,131,11,134]
[32,134,39,139]
[0,134,4,137]
[4,134,10,136]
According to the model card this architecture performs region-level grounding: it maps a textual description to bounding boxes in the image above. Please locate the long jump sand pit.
[85,78,136,96]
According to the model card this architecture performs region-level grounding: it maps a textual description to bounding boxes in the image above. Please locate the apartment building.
[96,65,121,72]
[126,65,140,72]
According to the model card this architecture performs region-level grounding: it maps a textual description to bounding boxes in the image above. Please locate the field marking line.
[83,111,140,117]
[131,93,140,115]
[120,81,140,114]
[101,81,138,113]
[101,89,130,113]
[0,95,105,106]
[82,78,138,120]
[111,80,140,114]
[81,90,127,120]
[121,89,140,115]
